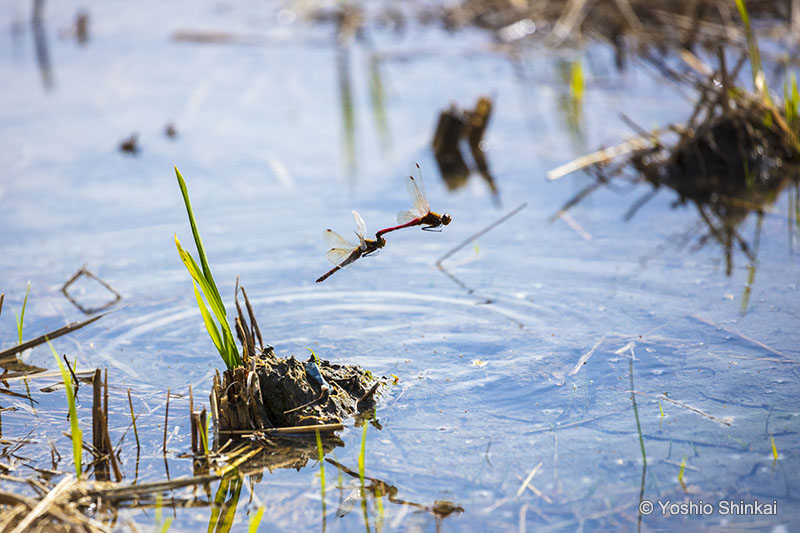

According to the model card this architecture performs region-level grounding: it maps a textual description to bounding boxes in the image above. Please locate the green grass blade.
[174,166,224,306]
[47,339,82,477]
[175,234,240,369]
[193,281,224,355]
[735,0,770,101]
[16,281,31,344]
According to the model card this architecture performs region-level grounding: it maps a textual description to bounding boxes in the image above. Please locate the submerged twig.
[690,314,794,361]
[515,461,542,498]
[568,337,605,376]
[163,389,170,454]
[436,203,527,265]
[61,266,122,315]
[0,313,107,363]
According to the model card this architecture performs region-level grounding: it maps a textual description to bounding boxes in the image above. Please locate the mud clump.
[211,348,381,439]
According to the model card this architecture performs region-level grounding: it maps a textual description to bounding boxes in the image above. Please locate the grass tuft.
[47,338,82,477]
[174,166,240,370]
[12,281,31,344]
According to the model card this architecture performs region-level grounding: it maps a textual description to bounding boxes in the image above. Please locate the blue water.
[0,1,798,531]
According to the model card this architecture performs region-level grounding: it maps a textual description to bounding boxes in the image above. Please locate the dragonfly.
[376,162,451,239]
[316,210,386,283]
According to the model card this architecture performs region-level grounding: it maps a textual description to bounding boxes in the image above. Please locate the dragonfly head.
[441,213,452,226]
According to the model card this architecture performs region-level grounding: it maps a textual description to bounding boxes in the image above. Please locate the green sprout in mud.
[174,166,240,370]
[11,281,31,344]
[47,339,82,478]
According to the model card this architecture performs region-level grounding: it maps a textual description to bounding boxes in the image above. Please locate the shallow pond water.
[1,1,798,531]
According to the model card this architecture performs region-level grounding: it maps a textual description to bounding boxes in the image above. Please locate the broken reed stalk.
[0,293,4,319]
[0,313,106,363]
[92,370,106,481]
[103,369,122,481]
[92,369,122,481]
[163,389,170,454]
[127,388,140,451]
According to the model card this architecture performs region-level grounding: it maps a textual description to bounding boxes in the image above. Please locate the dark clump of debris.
[549,51,800,278]
[206,284,382,449]
[211,349,379,435]
[118,133,139,155]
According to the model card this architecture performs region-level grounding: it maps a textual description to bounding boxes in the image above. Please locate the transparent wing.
[352,210,368,249]
[397,209,420,224]
[323,229,355,250]
[352,210,367,239]
[405,163,430,216]
[326,247,356,266]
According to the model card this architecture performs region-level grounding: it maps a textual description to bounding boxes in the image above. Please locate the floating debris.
[118,134,139,155]
[61,266,122,315]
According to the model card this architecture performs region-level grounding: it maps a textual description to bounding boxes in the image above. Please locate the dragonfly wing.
[397,209,420,224]
[323,229,357,266]
[352,210,367,240]
[405,171,430,216]
[352,210,368,249]
[324,229,355,249]
[326,247,355,266]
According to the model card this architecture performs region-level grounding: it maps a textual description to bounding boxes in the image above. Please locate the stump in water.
[210,347,381,443]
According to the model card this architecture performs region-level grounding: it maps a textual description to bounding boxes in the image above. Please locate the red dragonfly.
[376,163,451,239]
[316,210,386,283]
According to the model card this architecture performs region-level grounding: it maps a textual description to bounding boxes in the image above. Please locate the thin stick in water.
[163,388,170,454]
[127,389,140,451]
[436,203,527,265]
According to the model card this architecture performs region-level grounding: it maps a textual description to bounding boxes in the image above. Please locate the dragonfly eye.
[441,214,452,226]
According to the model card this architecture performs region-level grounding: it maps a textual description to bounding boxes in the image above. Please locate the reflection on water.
[32,0,54,90]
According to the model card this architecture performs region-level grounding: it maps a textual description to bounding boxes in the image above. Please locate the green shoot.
[770,435,779,461]
[174,166,240,370]
[358,421,368,486]
[248,506,265,533]
[784,73,799,131]
[308,347,321,366]
[569,60,584,104]
[12,282,31,344]
[735,0,771,103]
[47,339,82,478]
[155,492,173,532]
[315,429,327,520]
[678,456,687,491]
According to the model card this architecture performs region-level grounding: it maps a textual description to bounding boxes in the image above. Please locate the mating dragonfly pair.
[316,163,452,283]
